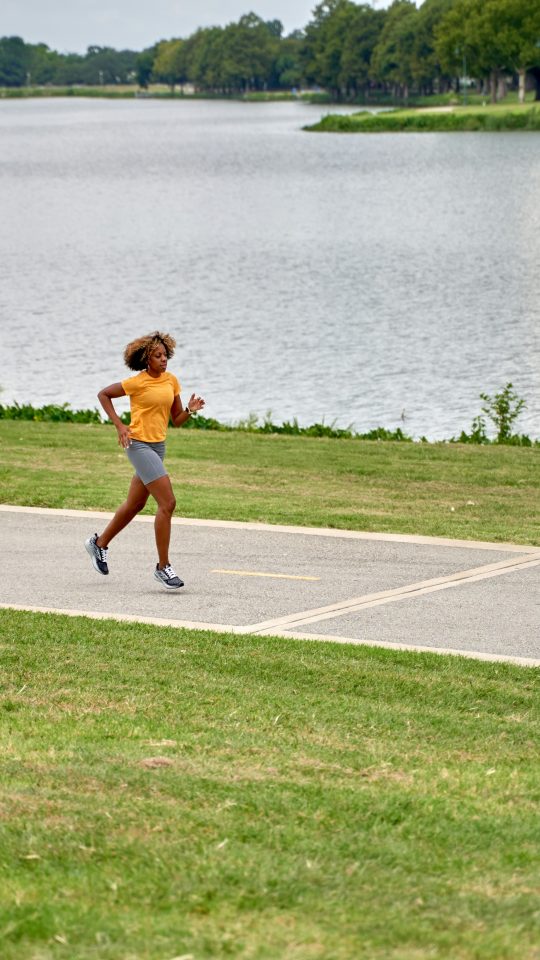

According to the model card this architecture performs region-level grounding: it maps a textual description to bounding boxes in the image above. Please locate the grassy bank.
[2,87,536,110]
[1,421,538,544]
[0,86,263,101]
[0,86,326,103]
[0,85,138,99]
[1,607,538,960]
[306,103,540,133]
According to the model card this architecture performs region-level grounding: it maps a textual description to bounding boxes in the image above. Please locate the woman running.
[85,331,205,589]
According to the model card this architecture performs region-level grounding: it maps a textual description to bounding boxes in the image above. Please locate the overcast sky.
[1,0,335,53]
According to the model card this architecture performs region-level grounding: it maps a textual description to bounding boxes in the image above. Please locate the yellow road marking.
[212,569,320,582]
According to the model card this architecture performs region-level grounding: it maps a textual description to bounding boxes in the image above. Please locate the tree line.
[1,0,539,102]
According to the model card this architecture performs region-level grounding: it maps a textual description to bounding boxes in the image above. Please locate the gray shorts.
[126,440,167,486]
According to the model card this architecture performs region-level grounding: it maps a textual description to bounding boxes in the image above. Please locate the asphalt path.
[1,505,539,666]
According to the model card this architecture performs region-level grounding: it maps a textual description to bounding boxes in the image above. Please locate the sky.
[1,0,332,53]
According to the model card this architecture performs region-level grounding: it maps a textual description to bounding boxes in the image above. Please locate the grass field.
[1,608,539,960]
[1,421,538,545]
[306,102,540,133]
[2,423,539,957]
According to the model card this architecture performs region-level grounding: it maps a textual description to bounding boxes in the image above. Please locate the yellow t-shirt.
[121,371,181,443]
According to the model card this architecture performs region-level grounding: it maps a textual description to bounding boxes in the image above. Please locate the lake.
[0,97,539,439]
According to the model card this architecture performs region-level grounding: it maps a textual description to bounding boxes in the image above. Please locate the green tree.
[371,0,418,101]
[301,1,358,100]
[51,52,86,85]
[265,20,284,39]
[219,13,278,92]
[136,46,156,88]
[435,0,521,102]
[340,4,385,100]
[81,46,137,85]
[487,0,540,102]
[273,34,303,89]
[27,43,61,85]
[0,36,30,86]
[152,39,187,91]
[184,27,226,91]
[410,0,454,95]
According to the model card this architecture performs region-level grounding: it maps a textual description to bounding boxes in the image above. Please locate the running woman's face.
[147,344,168,375]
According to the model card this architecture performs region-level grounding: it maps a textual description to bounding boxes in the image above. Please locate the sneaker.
[154,563,184,590]
[85,533,109,575]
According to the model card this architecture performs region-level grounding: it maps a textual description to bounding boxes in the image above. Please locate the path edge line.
[246,553,540,633]
[1,602,537,667]
[0,504,537,553]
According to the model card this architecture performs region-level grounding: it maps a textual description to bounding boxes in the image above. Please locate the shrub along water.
[451,383,536,446]
[0,384,536,445]
[0,401,414,441]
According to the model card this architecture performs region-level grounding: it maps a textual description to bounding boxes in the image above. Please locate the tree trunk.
[497,75,507,100]
[518,68,526,104]
[529,66,540,101]
[490,70,498,104]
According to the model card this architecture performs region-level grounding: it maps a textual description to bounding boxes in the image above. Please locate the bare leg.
[145,474,176,568]
[96,475,149,548]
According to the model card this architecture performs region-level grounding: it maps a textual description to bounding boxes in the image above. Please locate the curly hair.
[123,331,176,371]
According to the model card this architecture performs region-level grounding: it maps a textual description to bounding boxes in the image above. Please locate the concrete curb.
[0,504,537,552]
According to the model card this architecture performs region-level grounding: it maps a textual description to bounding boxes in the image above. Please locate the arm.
[170,392,205,428]
[97,382,131,448]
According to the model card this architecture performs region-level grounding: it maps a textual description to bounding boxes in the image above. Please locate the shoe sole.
[154,573,184,590]
[85,539,109,575]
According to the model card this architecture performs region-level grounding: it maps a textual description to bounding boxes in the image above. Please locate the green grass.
[0,86,321,103]
[402,91,536,108]
[1,608,538,959]
[0,86,138,99]
[1,421,539,545]
[306,103,540,133]
[242,91,296,102]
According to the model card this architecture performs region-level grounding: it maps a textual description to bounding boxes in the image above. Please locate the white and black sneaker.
[85,533,109,575]
[154,563,184,590]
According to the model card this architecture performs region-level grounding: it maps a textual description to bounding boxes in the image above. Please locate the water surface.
[0,98,539,438]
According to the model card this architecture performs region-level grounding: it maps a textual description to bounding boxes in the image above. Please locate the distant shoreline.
[3,89,539,125]
[0,86,331,104]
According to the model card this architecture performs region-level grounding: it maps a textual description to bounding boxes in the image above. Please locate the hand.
[187,393,205,414]
[117,424,132,448]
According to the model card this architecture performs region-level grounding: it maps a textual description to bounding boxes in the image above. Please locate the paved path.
[1,505,539,666]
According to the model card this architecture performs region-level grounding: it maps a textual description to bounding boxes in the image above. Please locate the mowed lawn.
[1,609,539,960]
[1,423,539,958]
[0,421,539,544]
